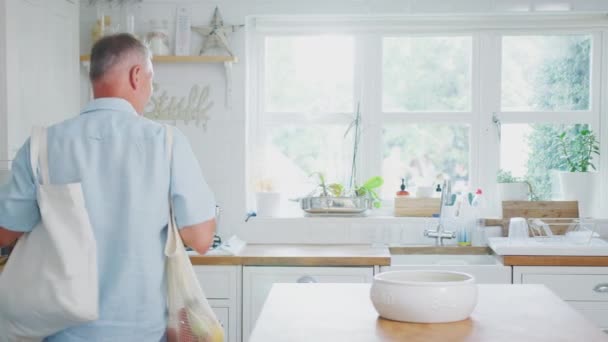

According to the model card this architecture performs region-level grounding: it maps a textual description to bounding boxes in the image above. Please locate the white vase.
[558,171,597,218]
[498,182,529,201]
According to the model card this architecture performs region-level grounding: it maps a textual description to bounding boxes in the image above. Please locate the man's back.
[46,98,171,340]
[0,98,216,341]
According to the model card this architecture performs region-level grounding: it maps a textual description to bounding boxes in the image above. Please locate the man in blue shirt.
[0,34,217,340]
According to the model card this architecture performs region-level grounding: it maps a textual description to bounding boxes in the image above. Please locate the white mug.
[508,217,529,243]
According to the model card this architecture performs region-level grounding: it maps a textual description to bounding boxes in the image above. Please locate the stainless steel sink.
[390,253,502,266]
[384,247,512,284]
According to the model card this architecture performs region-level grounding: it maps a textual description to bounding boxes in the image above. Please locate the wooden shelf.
[79,55,238,63]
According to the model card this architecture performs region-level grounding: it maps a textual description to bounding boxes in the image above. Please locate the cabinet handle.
[296,275,317,283]
[594,284,608,293]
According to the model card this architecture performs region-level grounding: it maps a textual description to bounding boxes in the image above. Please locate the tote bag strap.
[29,126,50,185]
[164,125,183,258]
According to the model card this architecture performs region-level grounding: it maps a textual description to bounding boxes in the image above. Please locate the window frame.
[247,14,608,218]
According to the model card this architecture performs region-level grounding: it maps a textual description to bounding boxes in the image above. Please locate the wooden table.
[249,283,608,342]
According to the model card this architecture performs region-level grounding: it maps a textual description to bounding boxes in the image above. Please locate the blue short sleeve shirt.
[0,98,216,341]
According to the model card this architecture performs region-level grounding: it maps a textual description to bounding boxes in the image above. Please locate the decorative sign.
[144,84,214,129]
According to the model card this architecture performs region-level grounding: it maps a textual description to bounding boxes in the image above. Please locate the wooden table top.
[249,283,608,342]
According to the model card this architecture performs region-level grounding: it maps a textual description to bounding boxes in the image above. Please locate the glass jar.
[145,19,171,56]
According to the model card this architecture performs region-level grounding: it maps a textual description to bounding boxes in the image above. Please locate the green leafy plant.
[305,104,385,209]
[308,173,384,208]
[557,128,600,172]
[496,169,521,183]
[309,172,346,198]
[355,176,384,208]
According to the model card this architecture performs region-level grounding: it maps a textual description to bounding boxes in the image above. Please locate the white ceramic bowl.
[370,270,477,323]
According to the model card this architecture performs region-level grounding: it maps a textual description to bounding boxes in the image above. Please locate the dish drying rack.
[527,218,598,245]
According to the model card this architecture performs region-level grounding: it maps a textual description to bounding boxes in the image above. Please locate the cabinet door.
[242,266,374,342]
[1,0,79,159]
[514,266,608,331]
[194,266,242,342]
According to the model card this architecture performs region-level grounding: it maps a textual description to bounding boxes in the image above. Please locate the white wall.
[79,0,608,243]
[0,0,8,167]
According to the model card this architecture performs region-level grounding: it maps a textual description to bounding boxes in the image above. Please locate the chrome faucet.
[424,180,456,246]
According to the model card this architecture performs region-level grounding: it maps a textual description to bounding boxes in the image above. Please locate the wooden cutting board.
[394,197,440,217]
[502,201,579,220]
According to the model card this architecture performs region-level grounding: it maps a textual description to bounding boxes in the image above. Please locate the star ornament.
[191,7,244,56]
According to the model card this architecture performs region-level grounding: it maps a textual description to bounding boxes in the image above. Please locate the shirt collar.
[80,98,138,116]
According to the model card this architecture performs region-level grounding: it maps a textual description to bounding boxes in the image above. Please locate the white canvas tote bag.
[0,127,98,341]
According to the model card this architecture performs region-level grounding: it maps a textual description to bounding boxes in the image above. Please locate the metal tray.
[300,196,372,214]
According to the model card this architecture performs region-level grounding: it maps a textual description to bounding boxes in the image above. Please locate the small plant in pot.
[300,103,384,214]
[556,127,600,217]
[308,172,384,208]
[557,128,599,172]
[496,169,532,201]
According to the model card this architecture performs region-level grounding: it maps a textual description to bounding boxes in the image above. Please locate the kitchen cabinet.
[242,266,374,342]
[194,265,242,342]
[0,0,79,161]
[513,266,608,332]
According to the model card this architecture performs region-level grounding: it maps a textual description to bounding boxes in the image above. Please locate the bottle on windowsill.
[396,178,410,197]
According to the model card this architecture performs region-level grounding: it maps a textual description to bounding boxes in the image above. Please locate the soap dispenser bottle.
[396,178,410,197]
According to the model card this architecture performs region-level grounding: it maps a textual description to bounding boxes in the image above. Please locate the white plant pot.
[255,192,281,217]
[498,182,529,201]
[558,171,597,218]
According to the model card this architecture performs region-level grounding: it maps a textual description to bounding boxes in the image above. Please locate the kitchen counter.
[189,244,391,266]
[249,283,608,342]
[488,236,608,266]
[0,245,390,269]
[502,255,608,266]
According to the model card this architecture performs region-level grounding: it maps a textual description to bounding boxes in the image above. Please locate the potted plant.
[496,169,531,201]
[556,127,600,217]
[300,104,384,215]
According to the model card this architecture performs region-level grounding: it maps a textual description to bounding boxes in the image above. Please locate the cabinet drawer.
[194,266,236,300]
[522,274,608,301]
[568,301,608,330]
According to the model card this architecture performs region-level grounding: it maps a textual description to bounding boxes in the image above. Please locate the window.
[499,34,595,200]
[250,16,606,216]
[381,36,473,195]
[383,36,472,112]
[501,35,591,112]
[382,124,470,199]
[255,35,356,200]
[264,36,354,113]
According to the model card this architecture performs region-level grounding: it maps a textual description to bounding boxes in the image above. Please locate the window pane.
[382,124,470,198]
[256,125,354,199]
[501,35,591,111]
[383,36,472,112]
[500,123,596,200]
[265,36,354,113]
